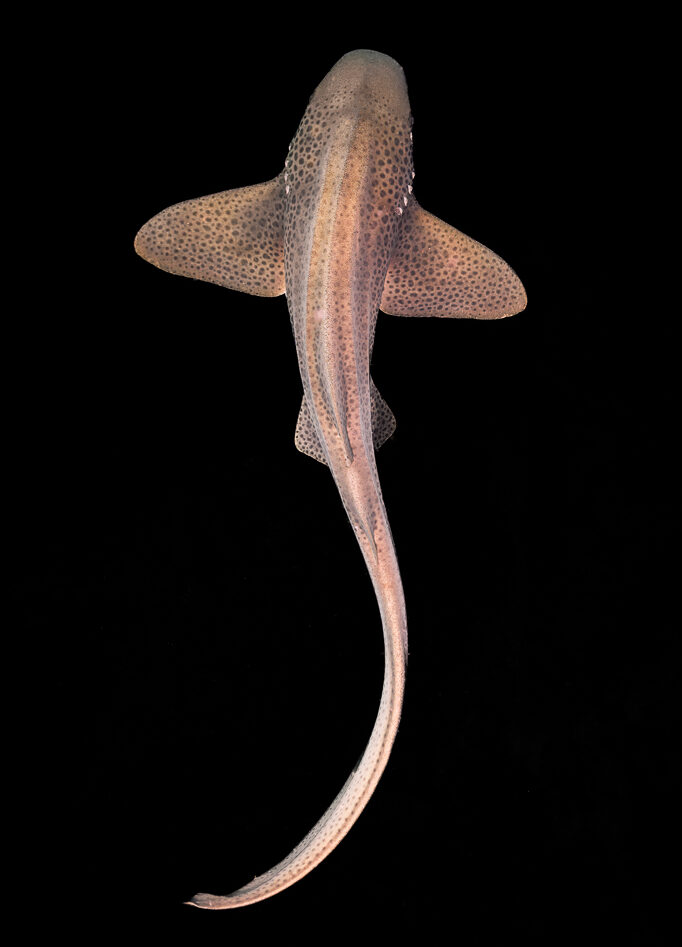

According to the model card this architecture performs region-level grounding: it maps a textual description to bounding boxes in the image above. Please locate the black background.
[15,11,676,943]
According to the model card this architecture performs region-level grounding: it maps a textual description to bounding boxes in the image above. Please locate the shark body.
[135,49,526,909]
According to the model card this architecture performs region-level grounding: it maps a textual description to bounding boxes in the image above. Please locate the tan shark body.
[135,49,526,908]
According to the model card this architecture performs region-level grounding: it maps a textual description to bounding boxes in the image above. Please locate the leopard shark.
[134,48,526,909]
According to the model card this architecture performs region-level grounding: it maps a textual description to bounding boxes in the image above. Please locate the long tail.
[187,506,407,909]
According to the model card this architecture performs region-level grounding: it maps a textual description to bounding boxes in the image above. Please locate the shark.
[134,49,527,909]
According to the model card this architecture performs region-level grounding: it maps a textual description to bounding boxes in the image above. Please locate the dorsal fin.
[295,378,396,464]
[134,176,286,297]
[381,200,526,319]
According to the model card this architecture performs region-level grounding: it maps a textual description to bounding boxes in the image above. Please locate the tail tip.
[183,892,215,909]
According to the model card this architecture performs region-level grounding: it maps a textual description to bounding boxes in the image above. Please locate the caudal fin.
[185,604,405,909]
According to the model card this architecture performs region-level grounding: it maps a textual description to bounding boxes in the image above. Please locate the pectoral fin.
[381,201,526,319]
[134,176,285,297]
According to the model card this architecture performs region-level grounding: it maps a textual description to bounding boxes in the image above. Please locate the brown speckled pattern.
[134,49,526,911]
[294,396,328,464]
[283,53,414,472]
[295,380,395,466]
[369,379,396,449]
[135,178,285,296]
[381,203,527,318]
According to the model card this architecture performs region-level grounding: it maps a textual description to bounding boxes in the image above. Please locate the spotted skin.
[134,179,286,296]
[134,49,526,909]
[381,205,527,318]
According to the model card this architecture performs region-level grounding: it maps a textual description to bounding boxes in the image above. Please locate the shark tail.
[186,509,407,909]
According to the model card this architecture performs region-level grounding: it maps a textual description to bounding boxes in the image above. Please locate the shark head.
[309,49,410,121]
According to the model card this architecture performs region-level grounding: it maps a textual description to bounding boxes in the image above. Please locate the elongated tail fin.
[186,504,407,909]
[187,632,405,908]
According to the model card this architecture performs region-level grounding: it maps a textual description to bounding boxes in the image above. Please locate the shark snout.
[134,217,160,266]
[313,49,409,118]
[134,207,179,274]
[336,49,403,72]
